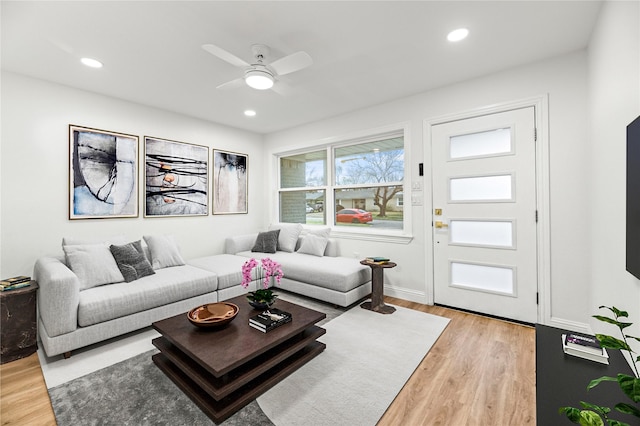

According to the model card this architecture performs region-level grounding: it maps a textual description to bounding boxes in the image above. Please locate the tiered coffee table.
[152,295,326,424]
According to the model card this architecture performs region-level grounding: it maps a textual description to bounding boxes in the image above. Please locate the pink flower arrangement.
[241,257,284,289]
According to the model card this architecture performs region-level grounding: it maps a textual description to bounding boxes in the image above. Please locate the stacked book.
[561,333,609,364]
[0,275,31,292]
[249,308,292,333]
[365,257,390,265]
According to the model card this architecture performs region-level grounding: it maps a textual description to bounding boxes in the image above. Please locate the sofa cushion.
[188,254,253,290]
[143,235,185,269]
[235,251,370,293]
[251,230,280,253]
[269,223,303,253]
[110,240,155,282]
[296,234,329,257]
[77,265,217,327]
[63,244,125,290]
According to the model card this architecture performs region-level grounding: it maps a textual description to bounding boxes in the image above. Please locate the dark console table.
[0,281,38,364]
[536,324,640,425]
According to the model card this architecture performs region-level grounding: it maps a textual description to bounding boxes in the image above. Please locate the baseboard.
[383,285,427,305]
[547,316,591,334]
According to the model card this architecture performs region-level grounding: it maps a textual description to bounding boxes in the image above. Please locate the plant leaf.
[560,406,583,422]
[579,410,605,426]
[593,316,633,330]
[588,376,619,390]
[625,335,640,343]
[606,420,631,426]
[617,374,640,403]
[615,402,640,417]
[596,334,632,351]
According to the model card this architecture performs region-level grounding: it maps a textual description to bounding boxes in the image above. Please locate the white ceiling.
[1,1,602,134]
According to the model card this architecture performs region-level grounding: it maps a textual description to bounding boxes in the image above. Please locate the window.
[278,132,405,232]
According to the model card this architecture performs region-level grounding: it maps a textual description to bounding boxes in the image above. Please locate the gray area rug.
[48,293,448,425]
[258,304,450,426]
[48,291,344,426]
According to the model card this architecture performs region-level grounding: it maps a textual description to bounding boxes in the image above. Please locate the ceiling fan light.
[245,69,274,90]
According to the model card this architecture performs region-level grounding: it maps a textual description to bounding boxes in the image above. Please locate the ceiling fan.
[202,43,313,91]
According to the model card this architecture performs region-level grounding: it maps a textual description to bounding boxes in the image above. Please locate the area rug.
[48,302,449,425]
[257,305,450,426]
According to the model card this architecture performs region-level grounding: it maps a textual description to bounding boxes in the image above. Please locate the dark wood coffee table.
[151,295,326,424]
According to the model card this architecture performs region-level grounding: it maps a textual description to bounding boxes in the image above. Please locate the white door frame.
[423,94,551,324]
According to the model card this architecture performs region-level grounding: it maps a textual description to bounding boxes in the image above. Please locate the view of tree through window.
[278,133,405,230]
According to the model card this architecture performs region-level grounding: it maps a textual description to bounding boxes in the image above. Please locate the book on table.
[365,257,390,264]
[0,276,31,291]
[249,308,292,333]
[561,333,609,364]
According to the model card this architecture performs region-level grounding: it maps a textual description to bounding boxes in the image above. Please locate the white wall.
[0,72,264,278]
[265,51,592,326]
[588,1,640,337]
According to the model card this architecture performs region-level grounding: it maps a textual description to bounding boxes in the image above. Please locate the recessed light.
[81,57,103,68]
[244,110,256,117]
[447,28,469,42]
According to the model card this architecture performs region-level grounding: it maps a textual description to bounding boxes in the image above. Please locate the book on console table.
[562,333,609,364]
[364,257,390,264]
[249,308,292,333]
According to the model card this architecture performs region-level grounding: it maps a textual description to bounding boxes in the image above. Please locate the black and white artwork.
[213,150,248,214]
[145,137,209,217]
[69,125,138,219]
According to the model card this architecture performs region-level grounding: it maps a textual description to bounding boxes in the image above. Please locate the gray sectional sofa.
[34,226,371,358]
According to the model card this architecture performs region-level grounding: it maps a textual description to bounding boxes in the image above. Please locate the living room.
[1,1,639,424]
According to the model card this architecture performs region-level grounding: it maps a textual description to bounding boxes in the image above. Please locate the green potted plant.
[559,306,640,426]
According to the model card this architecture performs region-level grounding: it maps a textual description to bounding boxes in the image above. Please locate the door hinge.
[536,292,539,305]
[534,127,537,142]
[535,210,538,222]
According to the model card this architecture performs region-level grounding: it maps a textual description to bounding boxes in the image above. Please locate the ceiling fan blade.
[202,44,250,68]
[269,51,313,76]
[216,77,245,90]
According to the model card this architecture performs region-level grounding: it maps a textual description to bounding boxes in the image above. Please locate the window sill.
[329,229,413,245]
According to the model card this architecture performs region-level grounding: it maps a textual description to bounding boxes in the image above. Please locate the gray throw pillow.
[110,240,155,283]
[251,230,280,253]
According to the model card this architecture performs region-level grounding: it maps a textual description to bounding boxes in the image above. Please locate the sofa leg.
[63,351,71,359]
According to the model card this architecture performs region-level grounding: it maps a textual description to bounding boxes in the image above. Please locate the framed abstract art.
[212,150,248,214]
[69,125,139,219]
[144,136,209,217]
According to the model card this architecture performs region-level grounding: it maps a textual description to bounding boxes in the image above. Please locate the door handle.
[435,221,449,229]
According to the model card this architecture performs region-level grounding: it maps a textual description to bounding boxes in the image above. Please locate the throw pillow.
[110,240,155,283]
[63,244,125,290]
[269,223,303,253]
[143,235,186,269]
[296,234,329,257]
[251,229,280,253]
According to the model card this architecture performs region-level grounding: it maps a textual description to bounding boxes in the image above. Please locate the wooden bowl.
[187,302,239,329]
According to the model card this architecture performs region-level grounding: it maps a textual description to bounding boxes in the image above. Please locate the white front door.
[431,107,538,323]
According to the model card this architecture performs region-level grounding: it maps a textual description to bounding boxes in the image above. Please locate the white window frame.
[273,123,413,244]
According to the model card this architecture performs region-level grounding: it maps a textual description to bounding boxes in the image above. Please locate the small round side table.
[360,260,396,314]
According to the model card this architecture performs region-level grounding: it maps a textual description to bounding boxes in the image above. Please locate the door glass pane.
[449,128,512,159]
[451,262,514,295]
[450,220,514,248]
[280,151,326,188]
[449,174,513,201]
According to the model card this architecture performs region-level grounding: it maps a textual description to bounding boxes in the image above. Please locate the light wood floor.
[0,297,535,425]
